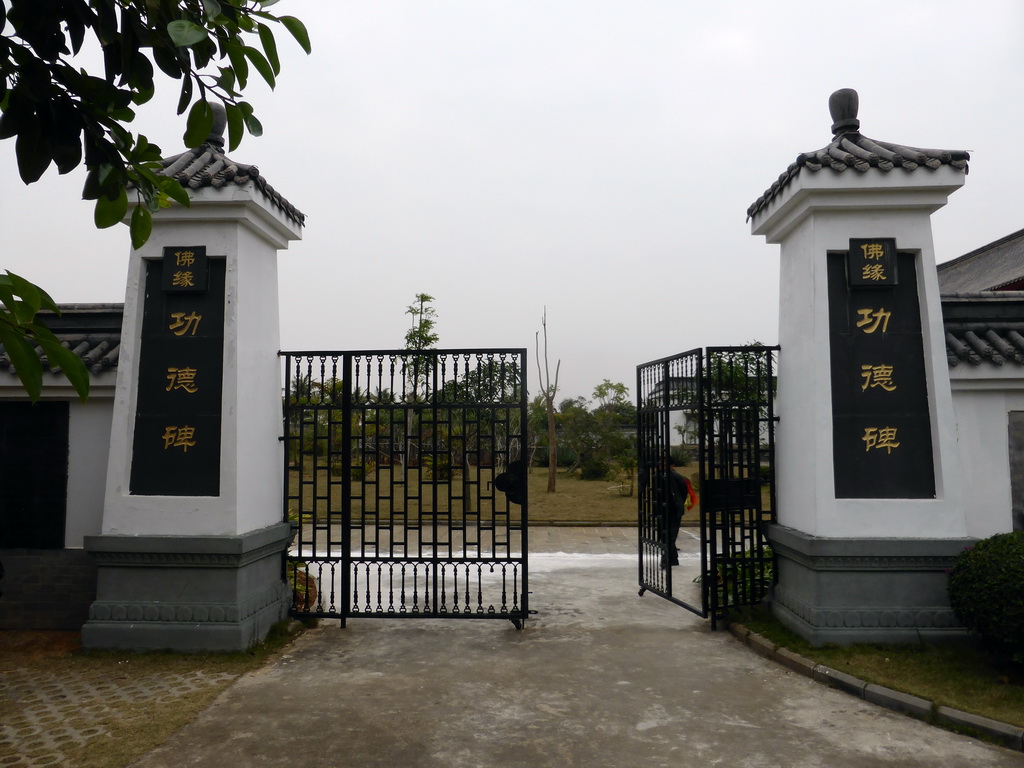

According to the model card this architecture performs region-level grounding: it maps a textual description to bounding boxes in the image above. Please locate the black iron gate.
[282,349,528,628]
[637,345,777,628]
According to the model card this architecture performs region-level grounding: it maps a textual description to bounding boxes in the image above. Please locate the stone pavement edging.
[729,622,1024,752]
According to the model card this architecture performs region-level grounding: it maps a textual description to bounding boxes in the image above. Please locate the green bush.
[580,456,610,480]
[670,447,689,466]
[948,531,1024,662]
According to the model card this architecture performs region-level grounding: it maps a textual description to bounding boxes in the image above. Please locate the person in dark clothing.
[641,455,697,566]
[662,456,690,565]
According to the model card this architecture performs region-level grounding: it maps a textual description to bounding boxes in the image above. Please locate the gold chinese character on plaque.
[165,366,199,393]
[861,263,887,282]
[860,364,897,392]
[168,311,202,336]
[862,426,900,454]
[171,271,195,288]
[854,307,891,334]
[162,425,197,452]
[860,242,885,261]
[175,250,196,267]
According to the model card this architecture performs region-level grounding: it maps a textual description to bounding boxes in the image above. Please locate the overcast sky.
[3,1,1024,400]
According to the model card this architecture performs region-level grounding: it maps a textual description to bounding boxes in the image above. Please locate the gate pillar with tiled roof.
[749,89,972,645]
[82,106,304,651]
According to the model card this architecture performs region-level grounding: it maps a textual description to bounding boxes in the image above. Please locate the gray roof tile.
[748,90,970,221]
[937,228,1024,293]
[159,144,305,227]
[942,293,1024,367]
[152,102,305,227]
[0,304,122,377]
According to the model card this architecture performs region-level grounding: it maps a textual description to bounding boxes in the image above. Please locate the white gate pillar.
[83,112,304,650]
[749,90,971,644]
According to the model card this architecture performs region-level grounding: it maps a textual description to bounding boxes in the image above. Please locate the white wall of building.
[949,366,1024,538]
[65,395,115,547]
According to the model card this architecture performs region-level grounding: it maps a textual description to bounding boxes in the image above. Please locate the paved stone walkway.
[0,664,237,767]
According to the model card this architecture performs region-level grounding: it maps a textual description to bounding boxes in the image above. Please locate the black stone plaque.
[828,250,935,499]
[130,255,225,496]
[161,245,208,292]
[848,237,897,287]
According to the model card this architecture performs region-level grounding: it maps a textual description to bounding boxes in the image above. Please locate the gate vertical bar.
[696,350,709,616]
[340,352,353,627]
[661,357,673,594]
[700,349,714,625]
[519,350,529,621]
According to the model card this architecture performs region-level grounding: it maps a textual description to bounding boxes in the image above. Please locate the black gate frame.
[282,349,529,628]
[637,345,778,628]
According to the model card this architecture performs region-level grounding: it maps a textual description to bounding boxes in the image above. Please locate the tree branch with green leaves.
[1,0,310,249]
[0,271,91,400]
[0,1,310,400]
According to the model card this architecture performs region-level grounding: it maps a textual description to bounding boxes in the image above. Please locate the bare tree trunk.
[546,408,557,492]
[536,307,560,494]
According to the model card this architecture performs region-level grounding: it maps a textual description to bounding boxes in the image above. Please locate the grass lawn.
[735,604,1024,731]
[526,467,639,524]
[287,461,701,525]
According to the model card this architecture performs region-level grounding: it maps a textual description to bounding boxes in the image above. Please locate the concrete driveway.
[130,531,1024,768]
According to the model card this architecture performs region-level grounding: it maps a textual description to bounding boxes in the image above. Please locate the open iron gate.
[282,349,529,628]
[637,345,778,628]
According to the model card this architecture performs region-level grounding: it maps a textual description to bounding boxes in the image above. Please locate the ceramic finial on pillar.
[829,88,860,135]
[206,102,227,149]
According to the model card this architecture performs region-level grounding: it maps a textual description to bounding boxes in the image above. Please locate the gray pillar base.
[81,523,292,652]
[766,524,974,646]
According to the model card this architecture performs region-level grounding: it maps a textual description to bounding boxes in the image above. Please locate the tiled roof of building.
[937,228,1024,293]
[157,104,305,227]
[747,89,970,221]
[0,304,123,377]
[942,293,1024,367]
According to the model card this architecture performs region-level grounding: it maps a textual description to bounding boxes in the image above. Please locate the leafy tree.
[399,292,439,463]
[556,380,635,480]
[557,396,602,473]
[592,378,636,424]
[404,292,439,351]
[403,292,438,399]
[0,0,310,400]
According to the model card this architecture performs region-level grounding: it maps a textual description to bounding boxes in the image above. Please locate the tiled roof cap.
[942,292,1024,367]
[936,228,1024,293]
[747,89,970,221]
[158,103,306,227]
[0,304,123,377]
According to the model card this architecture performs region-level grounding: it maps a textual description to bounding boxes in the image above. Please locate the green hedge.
[948,531,1024,663]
